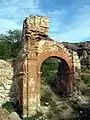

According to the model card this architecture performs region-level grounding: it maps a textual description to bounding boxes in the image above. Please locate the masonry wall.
[0,60,13,106]
[73,51,81,80]
[0,16,81,117]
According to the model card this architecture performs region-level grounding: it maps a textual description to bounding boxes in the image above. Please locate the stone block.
[24,15,49,36]
[8,112,21,120]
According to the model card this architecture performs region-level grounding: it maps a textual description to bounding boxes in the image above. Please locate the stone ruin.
[0,15,81,118]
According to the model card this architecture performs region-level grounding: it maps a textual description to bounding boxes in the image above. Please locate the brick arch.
[37,50,73,73]
[36,50,74,97]
[17,15,78,117]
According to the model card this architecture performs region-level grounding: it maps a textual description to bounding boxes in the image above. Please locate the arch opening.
[40,56,70,85]
[40,56,72,106]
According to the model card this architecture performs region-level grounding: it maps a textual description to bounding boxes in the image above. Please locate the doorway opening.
[40,56,70,106]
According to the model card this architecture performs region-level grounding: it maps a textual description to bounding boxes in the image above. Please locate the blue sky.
[0,0,90,43]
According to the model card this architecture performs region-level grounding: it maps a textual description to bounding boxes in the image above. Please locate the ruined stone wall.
[73,51,81,80]
[0,58,28,107]
[0,15,81,118]
[11,15,50,117]
[57,44,81,81]
[12,42,28,105]
[13,15,81,117]
[0,60,13,106]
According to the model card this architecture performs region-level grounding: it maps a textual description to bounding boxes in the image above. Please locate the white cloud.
[17,0,44,16]
[0,0,44,33]
[0,0,42,18]
[50,5,90,42]
[48,9,67,33]
[0,0,90,43]
[0,19,21,33]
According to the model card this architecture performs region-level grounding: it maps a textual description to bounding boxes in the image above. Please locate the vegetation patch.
[2,102,14,113]
[81,74,90,84]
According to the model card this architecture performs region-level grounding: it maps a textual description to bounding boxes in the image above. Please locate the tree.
[0,29,22,59]
[7,30,22,58]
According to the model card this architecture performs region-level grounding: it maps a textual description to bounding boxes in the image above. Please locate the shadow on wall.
[11,59,22,117]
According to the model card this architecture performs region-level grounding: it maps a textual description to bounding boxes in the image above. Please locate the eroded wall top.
[24,15,49,36]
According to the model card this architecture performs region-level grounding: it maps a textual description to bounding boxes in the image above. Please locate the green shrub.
[2,102,14,113]
[81,74,90,84]
[41,58,59,86]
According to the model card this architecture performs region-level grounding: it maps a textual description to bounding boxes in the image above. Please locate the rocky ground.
[0,107,21,120]
[0,60,90,120]
[23,83,90,120]
[0,82,90,120]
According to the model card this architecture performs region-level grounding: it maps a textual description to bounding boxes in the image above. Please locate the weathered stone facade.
[12,15,81,117]
[73,51,81,80]
[0,15,81,118]
[0,60,13,106]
